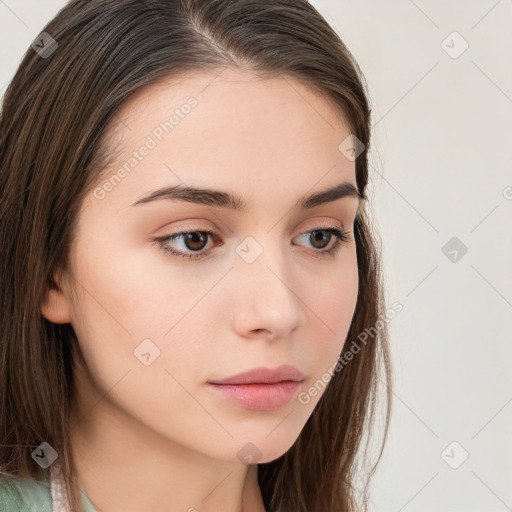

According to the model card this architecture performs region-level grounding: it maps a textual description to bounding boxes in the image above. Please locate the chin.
[226,426,302,466]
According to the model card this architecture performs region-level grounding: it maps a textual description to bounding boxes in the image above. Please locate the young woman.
[0,1,393,511]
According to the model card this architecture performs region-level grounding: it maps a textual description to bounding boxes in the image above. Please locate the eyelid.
[152,227,220,260]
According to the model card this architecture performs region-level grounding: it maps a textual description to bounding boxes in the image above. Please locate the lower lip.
[207,381,301,411]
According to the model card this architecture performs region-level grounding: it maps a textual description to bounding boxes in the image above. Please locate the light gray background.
[1,1,511,511]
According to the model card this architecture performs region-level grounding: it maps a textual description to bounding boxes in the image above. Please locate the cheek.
[67,244,218,395]
[305,256,359,372]
[68,264,214,442]
[70,242,189,340]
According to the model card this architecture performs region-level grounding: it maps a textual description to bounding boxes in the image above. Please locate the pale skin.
[41,68,360,512]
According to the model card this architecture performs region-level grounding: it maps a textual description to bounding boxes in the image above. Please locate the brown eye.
[295,227,351,256]
[155,229,218,260]
[309,230,333,250]
[181,232,208,251]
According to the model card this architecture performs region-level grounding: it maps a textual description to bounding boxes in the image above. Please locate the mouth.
[207,365,305,411]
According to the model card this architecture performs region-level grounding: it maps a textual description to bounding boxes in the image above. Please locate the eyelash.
[153,225,352,260]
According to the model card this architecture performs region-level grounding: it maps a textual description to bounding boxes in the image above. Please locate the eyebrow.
[132,181,364,211]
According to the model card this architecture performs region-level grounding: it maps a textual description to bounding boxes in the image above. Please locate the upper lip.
[208,365,305,385]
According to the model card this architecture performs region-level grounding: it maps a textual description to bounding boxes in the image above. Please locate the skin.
[41,67,360,512]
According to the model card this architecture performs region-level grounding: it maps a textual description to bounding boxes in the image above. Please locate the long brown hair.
[0,1,393,510]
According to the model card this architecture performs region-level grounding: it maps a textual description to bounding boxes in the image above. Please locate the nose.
[230,239,307,341]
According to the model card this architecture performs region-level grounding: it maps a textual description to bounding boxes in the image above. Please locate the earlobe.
[40,270,73,324]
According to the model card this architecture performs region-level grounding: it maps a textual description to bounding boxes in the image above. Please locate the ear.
[40,269,73,324]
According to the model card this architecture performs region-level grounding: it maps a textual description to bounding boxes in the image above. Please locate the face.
[46,68,361,464]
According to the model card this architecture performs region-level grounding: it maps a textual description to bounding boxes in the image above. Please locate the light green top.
[0,471,97,512]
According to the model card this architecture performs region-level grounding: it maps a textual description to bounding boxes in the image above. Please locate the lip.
[207,365,305,411]
[208,365,305,385]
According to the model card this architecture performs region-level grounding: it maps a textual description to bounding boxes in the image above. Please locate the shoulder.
[0,473,52,512]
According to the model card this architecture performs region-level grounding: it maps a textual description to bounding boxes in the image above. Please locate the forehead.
[92,67,357,209]
[112,67,350,130]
